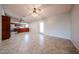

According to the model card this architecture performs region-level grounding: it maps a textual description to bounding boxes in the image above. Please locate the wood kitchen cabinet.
[2,16,11,40]
[16,28,29,33]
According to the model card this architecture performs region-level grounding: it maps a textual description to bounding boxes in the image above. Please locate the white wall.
[29,21,40,33]
[71,5,79,50]
[0,5,3,43]
[30,13,71,39]
[44,13,71,39]
[0,5,2,43]
[0,5,5,43]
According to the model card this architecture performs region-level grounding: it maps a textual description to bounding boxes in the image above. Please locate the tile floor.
[0,32,79,54]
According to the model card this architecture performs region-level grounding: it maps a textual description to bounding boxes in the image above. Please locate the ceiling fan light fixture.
[32,7,41,17]
[32,12,38,17]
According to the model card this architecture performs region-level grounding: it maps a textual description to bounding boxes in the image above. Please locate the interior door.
[2,16,10,40]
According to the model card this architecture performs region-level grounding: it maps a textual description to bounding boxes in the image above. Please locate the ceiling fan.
[21,7,42,18]
[32,7,41,17]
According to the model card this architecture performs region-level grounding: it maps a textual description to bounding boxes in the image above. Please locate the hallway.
[0,32,78,54]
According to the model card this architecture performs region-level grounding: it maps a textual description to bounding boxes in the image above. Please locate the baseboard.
[40,33,70,40]
[71,40,79,51]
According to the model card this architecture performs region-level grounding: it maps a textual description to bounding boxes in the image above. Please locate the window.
[25,24,29,28]
[40,21,44,33]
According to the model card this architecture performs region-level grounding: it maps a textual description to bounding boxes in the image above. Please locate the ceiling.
[2,4,72,23]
